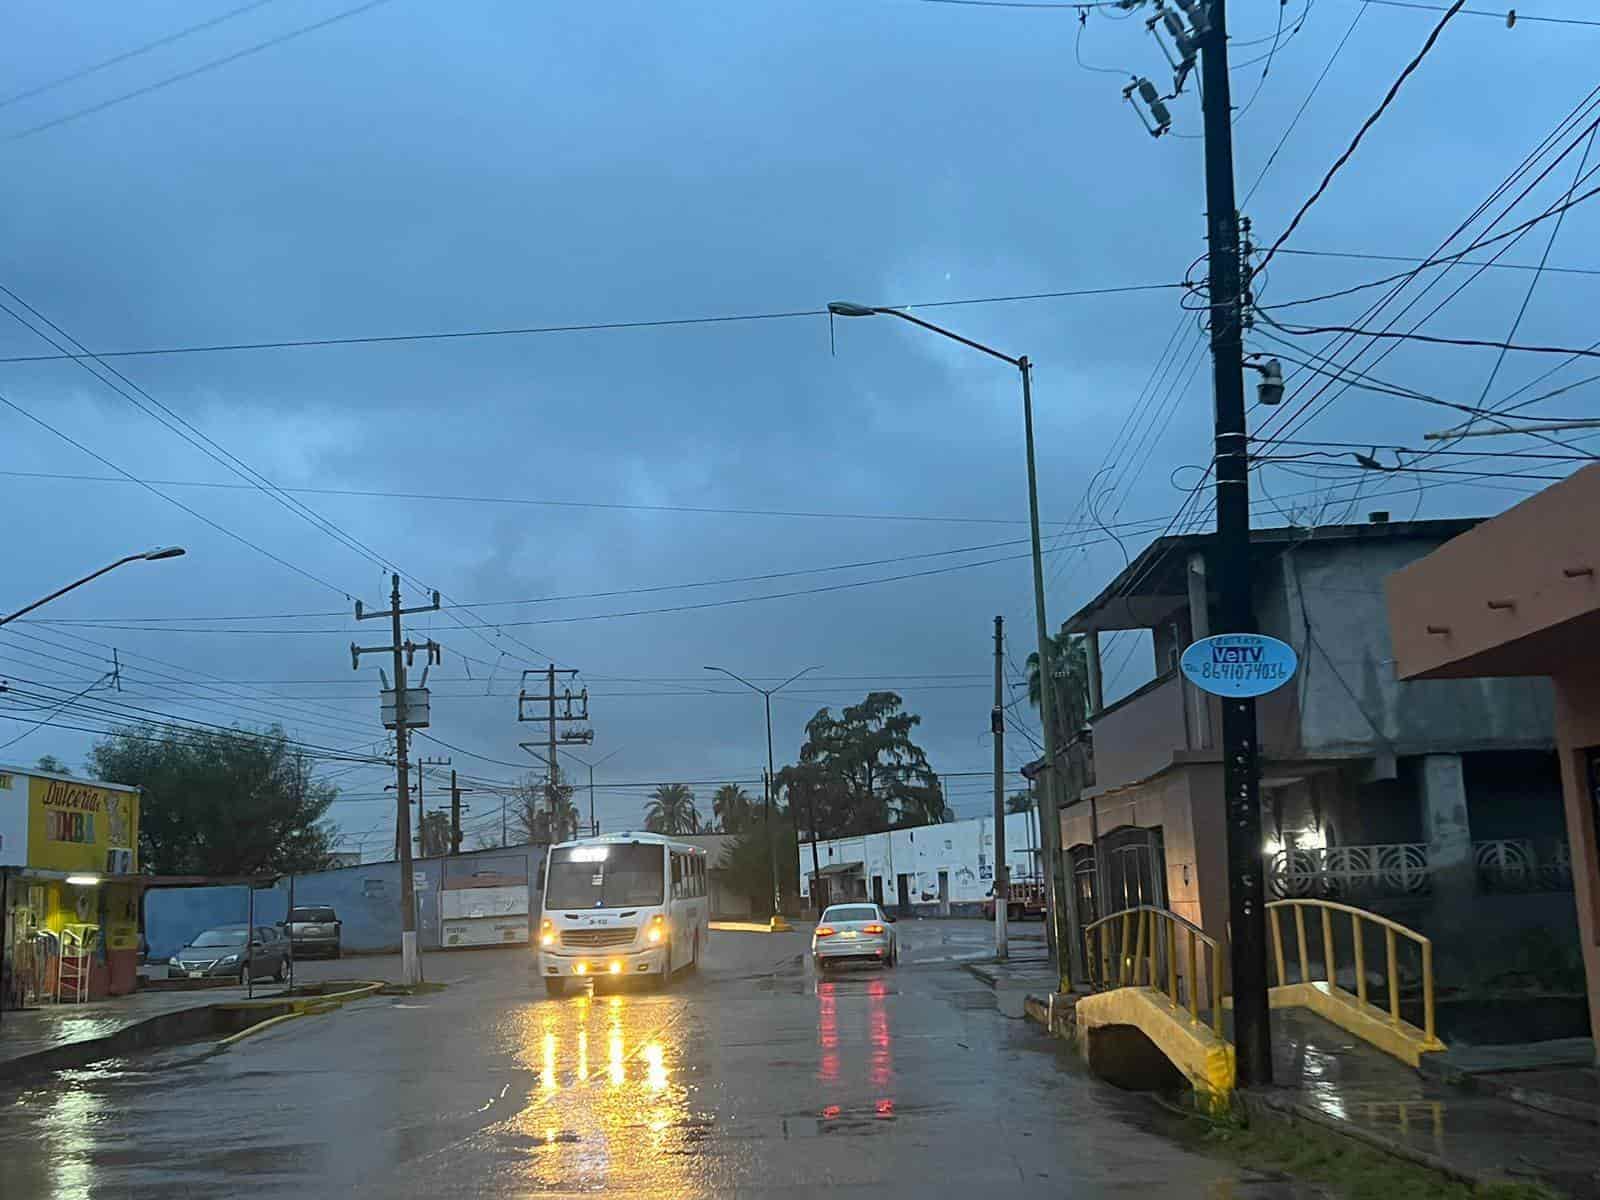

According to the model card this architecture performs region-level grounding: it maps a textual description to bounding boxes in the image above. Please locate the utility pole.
[450,769,462,855]
[352,573,440,987]
[416,756,451,856]
[1198,0,1271,1086]
[991,615,1008,961]
[518,665,590,841]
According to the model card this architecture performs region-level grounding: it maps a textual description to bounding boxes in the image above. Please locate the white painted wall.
[798,811,1042,907]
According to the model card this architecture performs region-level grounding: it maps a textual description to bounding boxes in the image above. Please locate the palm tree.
[1025,625,1090,744]
[643,783,700,835]
[712,783,754,833]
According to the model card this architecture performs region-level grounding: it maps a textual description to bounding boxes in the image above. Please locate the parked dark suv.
[287,906,342,959]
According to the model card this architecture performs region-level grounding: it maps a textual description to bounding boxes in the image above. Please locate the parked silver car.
[168,925,288,984]
[812,903,898,972]
[286,906,342,959]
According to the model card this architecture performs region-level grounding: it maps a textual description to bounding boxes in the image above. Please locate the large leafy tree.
[1026,626,1090,747]
[777,692,946,838]
[89,724,337,875]
[644,783,700,835]
[712,783,755,833]
[723,805,797,912]
[1006,790,1034,815]
[514,768,580,843]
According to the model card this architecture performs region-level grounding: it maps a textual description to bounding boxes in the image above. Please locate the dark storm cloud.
[1,0,1595,848]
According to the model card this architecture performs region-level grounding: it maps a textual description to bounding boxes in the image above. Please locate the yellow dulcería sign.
[26,775,139,874]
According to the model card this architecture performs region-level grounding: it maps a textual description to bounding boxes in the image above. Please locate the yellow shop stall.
[0,764,141,1007]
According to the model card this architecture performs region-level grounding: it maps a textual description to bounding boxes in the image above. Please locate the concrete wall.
[1267,539,1555,757]
[1093,674,1190,792]
[797,812,1042,915]
[144,843,548,961]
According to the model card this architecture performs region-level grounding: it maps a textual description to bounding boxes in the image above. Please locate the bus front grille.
[560,928,636,949]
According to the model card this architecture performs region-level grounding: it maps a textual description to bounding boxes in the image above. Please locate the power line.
[1262,322,1600,359]
[1243,1,1370,205]
[0,388,350,596]
[0,0,284,112]
[5,0,399,144]
[1275,246,1600,280]
[1360,0,1600,27]
[0,468,1077,529]
[1256,0,1467,275]
[0,283,1181,364]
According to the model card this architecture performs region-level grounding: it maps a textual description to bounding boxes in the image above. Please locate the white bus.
[536,832,710,996]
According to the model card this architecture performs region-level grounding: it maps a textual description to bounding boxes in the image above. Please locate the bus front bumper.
[539,947,667,979]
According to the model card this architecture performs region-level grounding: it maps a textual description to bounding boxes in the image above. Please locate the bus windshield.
[545,843,665,909]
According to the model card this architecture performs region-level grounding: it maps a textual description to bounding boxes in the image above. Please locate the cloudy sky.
[1,0,1594,855]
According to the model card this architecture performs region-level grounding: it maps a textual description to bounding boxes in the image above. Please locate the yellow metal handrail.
[1084,905,1225,1036]
[1266,898,1436,1044]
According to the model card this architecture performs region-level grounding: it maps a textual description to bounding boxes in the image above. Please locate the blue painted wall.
[143,845,547,959]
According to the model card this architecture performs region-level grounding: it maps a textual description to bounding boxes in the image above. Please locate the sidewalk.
[0,959,399,1085]
[968,964,1600,1198]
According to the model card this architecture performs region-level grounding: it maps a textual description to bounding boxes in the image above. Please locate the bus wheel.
[544,978,566,998]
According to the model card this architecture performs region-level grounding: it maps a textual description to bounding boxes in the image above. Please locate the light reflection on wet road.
[0,922,1299,1198]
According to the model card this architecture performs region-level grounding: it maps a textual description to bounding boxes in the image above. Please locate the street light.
[0,546,187,626]
[830,300,1080,987]
[704,664,820,918]
[565,747,623,837]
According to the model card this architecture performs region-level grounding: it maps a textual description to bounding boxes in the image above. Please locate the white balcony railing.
[1268,844,1431,899]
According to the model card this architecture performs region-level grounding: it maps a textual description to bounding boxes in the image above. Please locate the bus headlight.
[540,919,555,948]
[647,914,666,944]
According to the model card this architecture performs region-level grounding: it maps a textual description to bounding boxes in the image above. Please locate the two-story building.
[1059,516,1575,991]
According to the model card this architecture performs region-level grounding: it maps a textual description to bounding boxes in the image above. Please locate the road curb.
[214,982,385,1050]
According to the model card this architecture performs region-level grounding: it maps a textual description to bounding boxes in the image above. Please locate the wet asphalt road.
[0,921,1295,1199]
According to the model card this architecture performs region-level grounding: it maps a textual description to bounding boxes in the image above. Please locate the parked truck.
[980,880,1046,922]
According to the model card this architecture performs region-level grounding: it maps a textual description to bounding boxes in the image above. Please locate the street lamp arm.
[830,300,1022,368]
[703,664,765,695]
[772,664,822,693]
[0,547,185,626]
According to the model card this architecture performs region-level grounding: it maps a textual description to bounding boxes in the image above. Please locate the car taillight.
[864,924,884,934]
[815,926,836,937]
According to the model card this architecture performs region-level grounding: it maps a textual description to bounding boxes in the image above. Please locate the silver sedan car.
[811,903,898,972]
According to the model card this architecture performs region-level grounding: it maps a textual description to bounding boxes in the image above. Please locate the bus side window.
[671,855,683,900]
[696,857,705,898]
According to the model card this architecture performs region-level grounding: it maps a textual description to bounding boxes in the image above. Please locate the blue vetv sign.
[1179,634,1298,699]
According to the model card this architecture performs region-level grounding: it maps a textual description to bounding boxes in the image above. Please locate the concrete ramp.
[1075,986,1235,1100]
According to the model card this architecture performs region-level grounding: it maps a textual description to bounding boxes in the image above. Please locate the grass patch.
[1176,1101,1557,1200]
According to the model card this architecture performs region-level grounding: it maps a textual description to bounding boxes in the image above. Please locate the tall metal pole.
[1199,0,1271,1086]
[389,576,419,986]
[764,694,782,916]
[1020,358,1082,989]
[450,770,462,855]
[588,763,597,837]
[992,614,1008,961]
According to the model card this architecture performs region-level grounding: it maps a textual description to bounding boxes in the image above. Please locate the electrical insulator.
[1124,77,1172,138]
